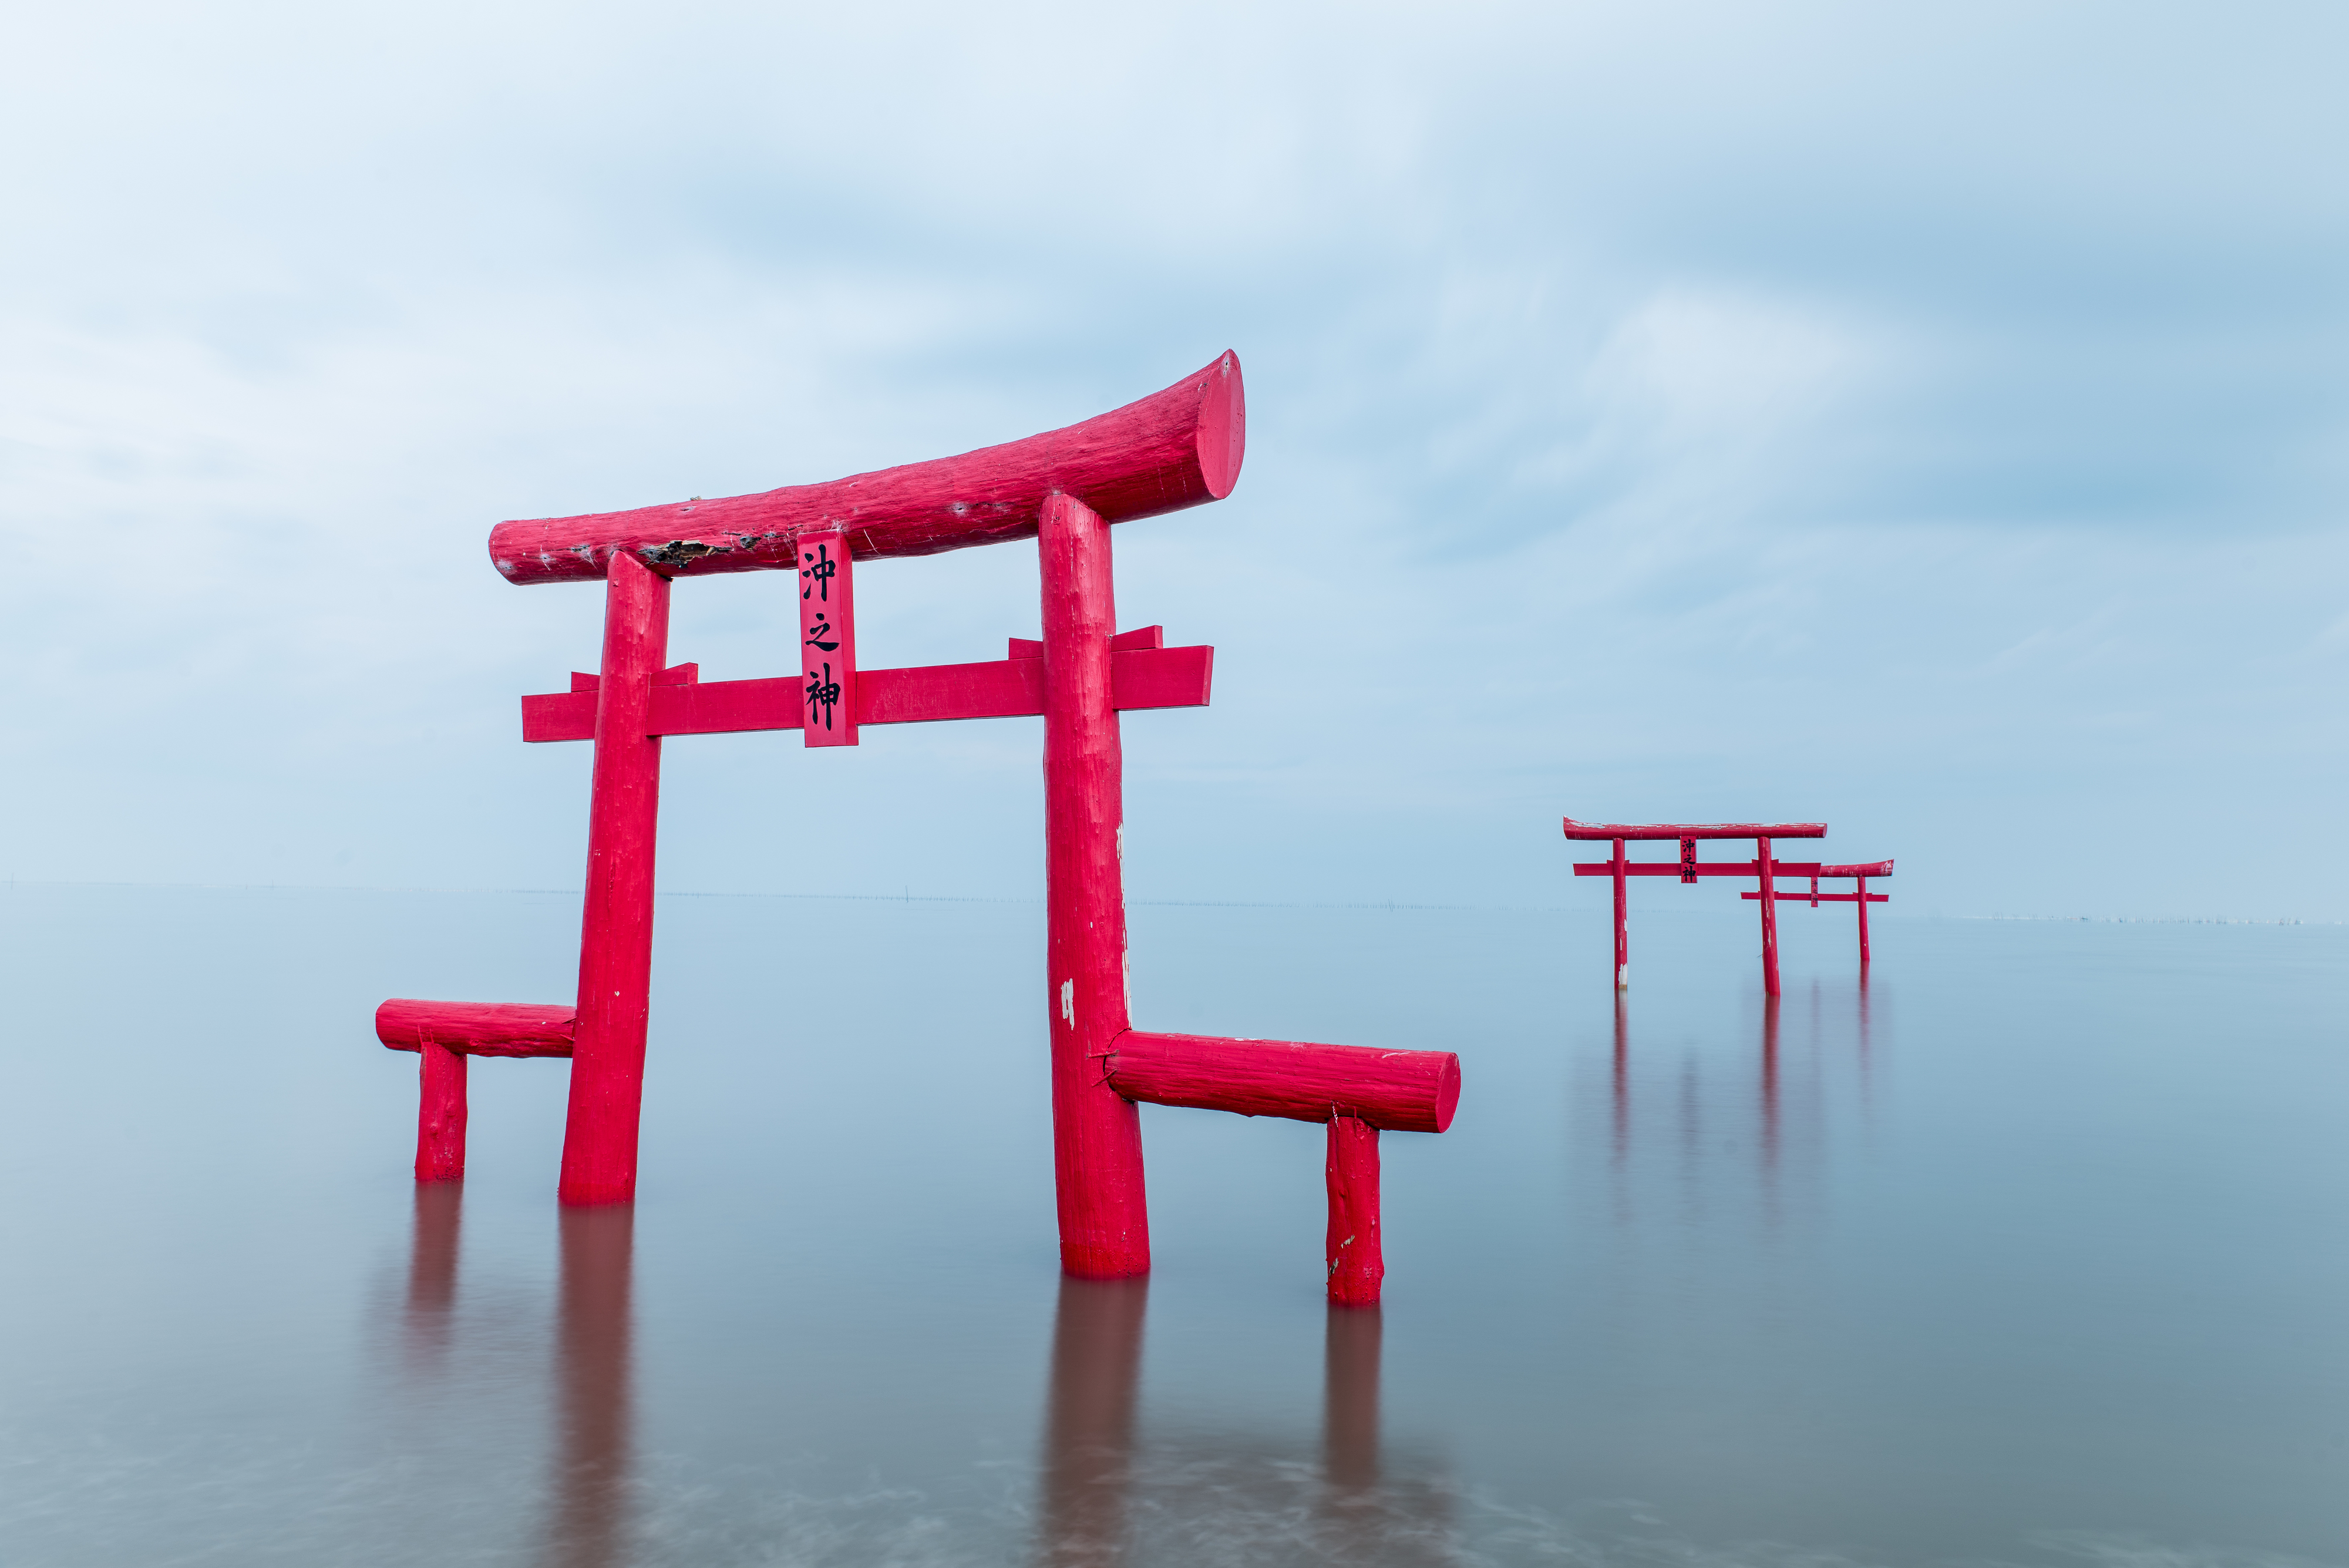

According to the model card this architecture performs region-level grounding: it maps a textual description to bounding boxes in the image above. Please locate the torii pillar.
[1041,491,1149,1274]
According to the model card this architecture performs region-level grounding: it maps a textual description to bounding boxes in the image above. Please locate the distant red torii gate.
[1740,862,1894,969]
[374,355,1458,1305]
[1563,817,1890,995]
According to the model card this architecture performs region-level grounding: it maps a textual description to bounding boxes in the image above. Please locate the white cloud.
[2,0,2347,916]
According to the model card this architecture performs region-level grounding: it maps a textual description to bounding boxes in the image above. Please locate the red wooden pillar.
[1756,835,1781,997]
[1325,1112,1382,1305]
[1857,875,1872,968]
[1040,493,1149,1278]
[415,1042,467,1182]
[1610,837,1628,989]
[560,551,671,1207]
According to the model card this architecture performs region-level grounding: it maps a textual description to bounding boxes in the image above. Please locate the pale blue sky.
[4,1,2345,916]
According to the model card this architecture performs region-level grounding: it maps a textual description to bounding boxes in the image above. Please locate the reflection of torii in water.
[396,1193,1452,1567]
[1035,1281,1453,1566]
[1605,981,1878,1211]
[399,1190,639,1568]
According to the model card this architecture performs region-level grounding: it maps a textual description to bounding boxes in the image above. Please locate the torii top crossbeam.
[1561,820,1827,842]
[487,362,1246,583]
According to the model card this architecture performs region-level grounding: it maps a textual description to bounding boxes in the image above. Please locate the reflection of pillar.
[1037,1277,1147,1568]
[1856,972,1876,1116]
[538,1206,635,1568]
[1321,1306,1381,1496]
[1758,996,1782,1175]
[403,1180,463,1370]
[561,551,671,1207]
[1040,493,1149,1280]
[1611,997,1630,1170]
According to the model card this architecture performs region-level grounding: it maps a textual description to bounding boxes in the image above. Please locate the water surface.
[0,885,2342,1566]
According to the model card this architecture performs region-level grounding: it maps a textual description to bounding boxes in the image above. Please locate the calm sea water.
[0,883,2343,1567]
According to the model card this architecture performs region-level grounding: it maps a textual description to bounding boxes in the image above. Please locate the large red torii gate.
[375,355,1458,1304]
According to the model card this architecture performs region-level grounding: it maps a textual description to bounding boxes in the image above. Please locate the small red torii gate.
[374,355,1458,1304]
[1739,861,1893,969]
[1563,817,1890,995]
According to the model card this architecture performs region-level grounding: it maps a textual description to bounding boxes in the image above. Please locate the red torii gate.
[1563,816,1834,997]
[374,355,1458,1304]
[1739,861,1894,968]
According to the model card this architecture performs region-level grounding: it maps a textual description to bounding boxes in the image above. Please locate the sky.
[3,1,2346,918]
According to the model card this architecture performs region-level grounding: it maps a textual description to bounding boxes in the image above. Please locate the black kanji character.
[805,661,841,731]
[800,543,836,603]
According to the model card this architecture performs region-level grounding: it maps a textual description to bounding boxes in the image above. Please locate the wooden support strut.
[1325,1115,1382,1308]
[1104,1032,1460,1133]
[1105,1032,1456,1306]
[376,1000,577,1180]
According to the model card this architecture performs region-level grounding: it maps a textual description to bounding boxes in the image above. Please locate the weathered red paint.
[1107,1032,1459,1133]
[486,353,1244,584]
[1041,492,1150,1279]
[376,999,577,1056]
[797,530,856,746]
[379,354,1458,1302]
[415,1044,466,1182]
[1757,837,1781,995]
[1325,1114,1382,1307]
[561,552,669,1206]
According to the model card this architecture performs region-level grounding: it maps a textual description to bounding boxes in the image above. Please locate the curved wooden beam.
[487,352,1246,584]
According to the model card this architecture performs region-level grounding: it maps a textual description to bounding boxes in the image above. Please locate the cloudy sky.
[4,1,2345,917]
